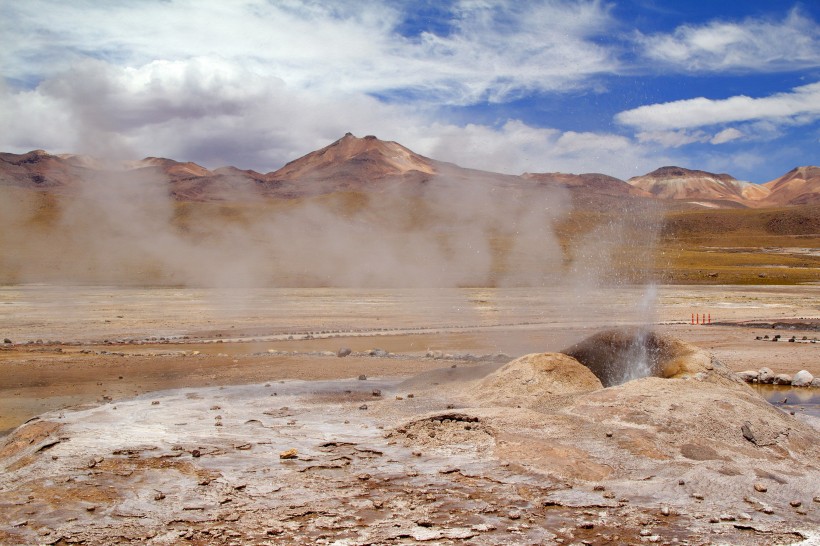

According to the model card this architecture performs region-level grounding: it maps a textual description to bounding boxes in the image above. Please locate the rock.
[359,404,368,410]
[754,482,767,493]
[811,378,820,388]
[758,368,774,383]
[3,338,11,344]
[791,370,813,387]
[368,348,388,357]
[737,370,758,382]
[790,500,802,507]
[741,422,756,444]
[336,348,352,357]
[773,374,793,385]
[358,374,367,381]
[279,448,298,460]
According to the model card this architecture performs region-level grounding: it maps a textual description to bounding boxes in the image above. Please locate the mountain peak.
[628,166,767,205]
[270,133,436,181]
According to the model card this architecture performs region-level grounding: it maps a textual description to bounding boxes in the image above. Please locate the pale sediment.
[1,329,818,545]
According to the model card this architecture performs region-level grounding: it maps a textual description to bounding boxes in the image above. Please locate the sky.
[1,0,818,183]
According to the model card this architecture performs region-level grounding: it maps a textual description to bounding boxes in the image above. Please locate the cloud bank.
[1,1,818,181]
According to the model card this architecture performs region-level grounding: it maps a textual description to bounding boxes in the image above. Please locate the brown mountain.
[1,138,816,210]
[627,166,770,208]
[761,166,820,207]
[522,172,652,198]
[271,133,435,180]
[0,149,91,189]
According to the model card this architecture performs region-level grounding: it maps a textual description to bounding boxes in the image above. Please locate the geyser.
[561,327,712,387]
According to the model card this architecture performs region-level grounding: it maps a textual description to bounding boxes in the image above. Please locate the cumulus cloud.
[412,120,663,178]
[0,0,618,105]
[710,127,743,145]
[615,82,820,131]
[0,58,664,178]
[637,7,820,72]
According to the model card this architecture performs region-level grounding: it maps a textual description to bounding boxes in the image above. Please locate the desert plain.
[1,283,818,545]
[1,138,819,545]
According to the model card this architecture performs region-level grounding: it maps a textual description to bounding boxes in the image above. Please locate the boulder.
[737,370,758,382]
[758,368,775,384]
[811,378,820,388]
[791,370,814,387]
[336,347,352,358]
[773,374,793,385]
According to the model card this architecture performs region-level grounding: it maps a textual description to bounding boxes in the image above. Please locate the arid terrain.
[1,284,818,545]
[1,135,819,544]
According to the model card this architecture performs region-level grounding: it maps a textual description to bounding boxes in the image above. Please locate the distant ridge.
[1,136,818,208]
[627,166,770,207]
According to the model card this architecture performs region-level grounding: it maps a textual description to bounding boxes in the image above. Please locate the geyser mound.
[561,327,720,387]
[470,353,603,409]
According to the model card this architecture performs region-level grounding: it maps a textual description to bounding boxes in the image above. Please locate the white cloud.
[0,58,664,178]
[417,120,662,178]
[637,7,820,72]
[710,127,743,145]
[615,82,820,131]
[0,0,618,105]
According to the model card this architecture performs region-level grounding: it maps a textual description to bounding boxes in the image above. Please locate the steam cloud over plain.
[0,164,660,294]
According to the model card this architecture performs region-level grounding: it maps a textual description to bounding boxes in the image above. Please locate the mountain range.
[1,133,818,209]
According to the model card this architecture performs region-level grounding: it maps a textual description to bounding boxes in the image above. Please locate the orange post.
[691,313,694,325]
[708,313,711,324]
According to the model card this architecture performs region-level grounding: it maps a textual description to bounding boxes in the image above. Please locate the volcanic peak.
[269,133,436,181]
[627,165,766,205]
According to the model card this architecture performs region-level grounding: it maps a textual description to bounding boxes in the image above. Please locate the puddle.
[751,384,820,418]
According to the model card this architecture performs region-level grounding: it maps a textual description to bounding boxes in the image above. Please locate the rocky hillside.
[1,136,818,209]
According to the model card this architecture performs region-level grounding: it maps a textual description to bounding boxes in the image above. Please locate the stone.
[772,374,792,385]
[737,370,758,382]
[789,500,802,507]
[741,422,756,444]
[358,374,367,381]
[359,404,368,410]
[368,348,388,357]
[811,378,820,388]
[279,448,298,460]
[758,368,774,383]
[791,370,813,387]
[336,348,351,357]
[753,482,767,493]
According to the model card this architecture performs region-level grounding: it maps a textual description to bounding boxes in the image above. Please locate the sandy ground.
[0,284,819,545]
[1,284,818,436]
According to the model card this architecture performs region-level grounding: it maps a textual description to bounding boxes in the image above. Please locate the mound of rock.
[561,327,734,387]
[470,352,602,409]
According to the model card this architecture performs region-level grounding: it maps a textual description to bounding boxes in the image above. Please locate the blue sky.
[1,0,818,182]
